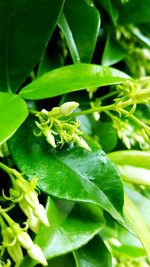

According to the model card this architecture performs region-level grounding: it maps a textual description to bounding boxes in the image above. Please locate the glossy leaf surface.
[47,254,76,267]
[74,235,112,267]
[35,198,105,259]
[20,198,105,266]
[0,92,28,144]
[124,194,150,261]
[19,64,130,100]
[59,0,100,63]
[126,187,150,230]
[108,150,150,186]
[117,0,150,24]
[8,116,124,223]
[93,122,118,153]
[0,0,64,92]
[97,0,119,25]
[102,34,126,66]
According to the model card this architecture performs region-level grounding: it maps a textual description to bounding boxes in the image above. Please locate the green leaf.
[97,0,119,25]
[47,254,76,267]
[19,64,130,100]
[58,0,100,63]
[124,194,150,261]
[20,199,104,267]
[101,220,146,258]
[8,116,124,223]
[108,150,150,186]
[37,40,63,77]
[92,122,118,153]
[20,254,76,267]
[35,198,105,259]
[0,92,28,144]
[117,0,150,24]
[102,34,126,67]
[130,26,150,48]
[74,235,112,267]
[0,0,64,92]
[126,187,150,230]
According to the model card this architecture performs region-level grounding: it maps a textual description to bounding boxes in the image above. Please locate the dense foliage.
[0,0,150,266]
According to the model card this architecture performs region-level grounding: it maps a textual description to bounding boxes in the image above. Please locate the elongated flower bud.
[27,211,41,233]
[76,136,91,151]
[33,204,49,227]
[43,128,56,148]
[27,244,47,266]
[60,102,79,116]
[17,231,33,249]
[2,227,23,265]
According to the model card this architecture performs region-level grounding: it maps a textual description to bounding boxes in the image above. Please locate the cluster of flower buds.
[112,115,150,150]
[0,166,49,266]
[116,78,150,106]
[34,101,91,151]
[114,255,149,267]
[0,212,47,266]
[6,170,49,233]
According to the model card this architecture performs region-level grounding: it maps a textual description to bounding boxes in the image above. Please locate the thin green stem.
[29,109,38,115]
[0,162,13,175]
[71,103,116,117]
[0,210,15,226]
[104,110,119,121]
[119,108,150,133]
[70,95,146,118]
[97,91,118,101]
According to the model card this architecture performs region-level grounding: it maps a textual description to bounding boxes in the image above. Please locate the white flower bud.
[34,204,49,227]
[27,244,47,266]
[76,137,92,151]
[19,199,31,217]
[60,102,79,116]
[41,109,49,116]
[24,190,39,208]
[27,212,41,233]
[142,48,150,60]
[20,199,41,233]
[17,231,33,249]
[43,128,56,148]
[93,112,100,121]
[51,106,61,117]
